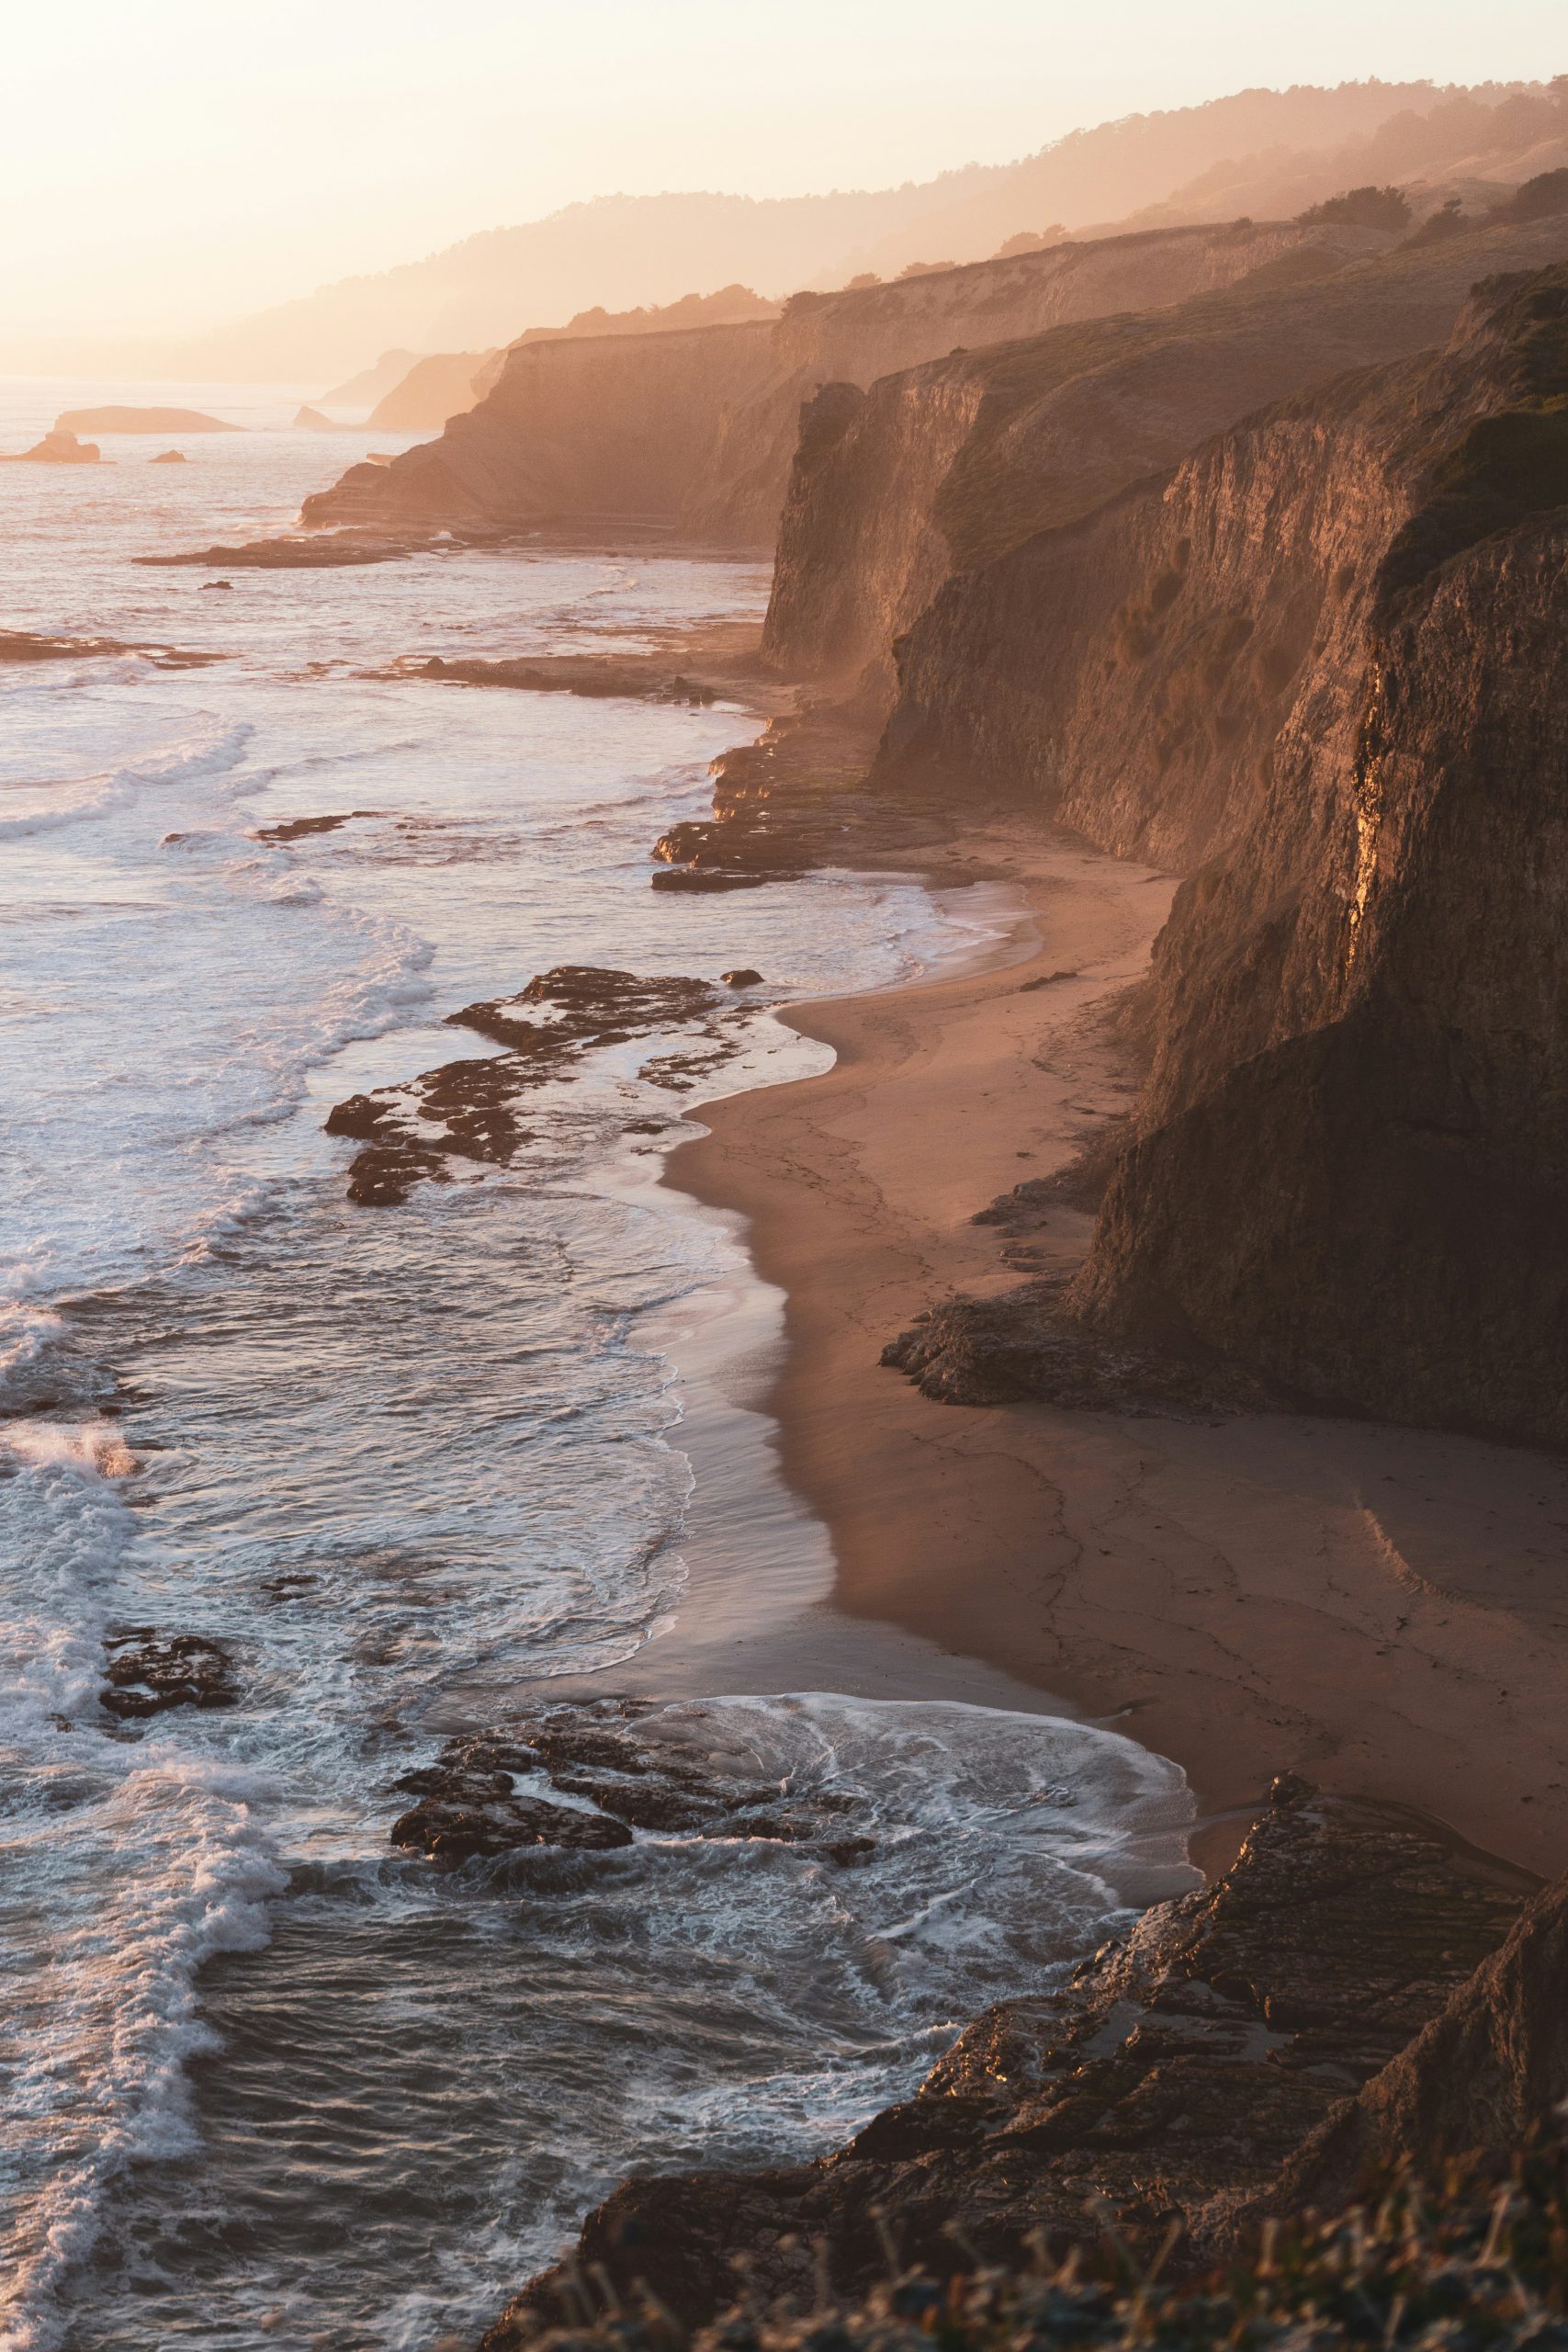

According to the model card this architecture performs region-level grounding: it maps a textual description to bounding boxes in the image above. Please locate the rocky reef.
[55,405,236,433]
[387,1699,875,1867]
[483,1777,1555,2339]
[299,220,1388,543]
[322,964,748,1204]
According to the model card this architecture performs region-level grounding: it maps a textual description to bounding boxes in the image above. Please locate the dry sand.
[664,816,1568,1880]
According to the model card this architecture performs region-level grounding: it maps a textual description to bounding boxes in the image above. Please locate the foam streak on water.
[0,378,1195,2351]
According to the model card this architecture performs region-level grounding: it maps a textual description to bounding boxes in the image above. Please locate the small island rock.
[5,429,101,465]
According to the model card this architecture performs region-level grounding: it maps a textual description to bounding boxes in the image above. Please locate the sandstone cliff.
[766,209,1568,695]
[880,258,1568,1447]
[299,220,1386,541]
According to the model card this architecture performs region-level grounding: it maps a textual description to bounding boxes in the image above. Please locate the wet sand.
[660,814,1568,1881]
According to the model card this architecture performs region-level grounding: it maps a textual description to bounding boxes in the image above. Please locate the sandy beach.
[664,814,1568,1881]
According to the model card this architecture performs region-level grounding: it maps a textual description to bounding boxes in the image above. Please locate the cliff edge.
[299,220,1387,542]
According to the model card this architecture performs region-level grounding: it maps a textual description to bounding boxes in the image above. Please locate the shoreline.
[654,807,1568,1883]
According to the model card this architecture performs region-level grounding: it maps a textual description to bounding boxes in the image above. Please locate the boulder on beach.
[4,428,101,465]
[56,405,237,434]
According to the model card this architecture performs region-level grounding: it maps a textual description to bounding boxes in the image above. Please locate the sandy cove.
[664,815,1568,1882]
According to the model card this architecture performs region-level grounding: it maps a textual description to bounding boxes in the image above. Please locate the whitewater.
[0,380,1195,2350]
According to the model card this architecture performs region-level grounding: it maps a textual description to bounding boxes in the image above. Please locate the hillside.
[164,81,1514,380]
[1113,80,1568,232]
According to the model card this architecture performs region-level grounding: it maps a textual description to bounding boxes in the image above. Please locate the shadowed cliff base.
[648,707,954,893]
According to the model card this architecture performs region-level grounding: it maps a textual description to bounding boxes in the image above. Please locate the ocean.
[0,380,1195,2349]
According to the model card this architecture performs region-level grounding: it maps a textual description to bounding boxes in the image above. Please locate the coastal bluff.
[874,258,1568,1448]
[299,218,1387,541]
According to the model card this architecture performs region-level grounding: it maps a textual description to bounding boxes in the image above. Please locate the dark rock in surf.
[253,809,382,843]
[719,968,763,987]
[391,1790,634,1862]
[389,1702,870,1865]
[100,1630,239,1718]
[449,966,721,1049]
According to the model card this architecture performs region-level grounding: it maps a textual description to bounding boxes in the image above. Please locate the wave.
[0,719,254,841]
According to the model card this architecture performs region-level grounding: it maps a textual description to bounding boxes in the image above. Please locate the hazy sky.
[3,0,1562,335]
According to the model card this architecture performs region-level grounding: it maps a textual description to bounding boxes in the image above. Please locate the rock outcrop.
[865,255,1568,1449]
[299,220,1389,542]
[1280,1873,1568,2205]
[3,429,101,464]
[99,1630,239,1718]
[483,1779,1539,2341]
[322,965,739,1204]
[389,1700,875,1866]
[765,209,1568,696]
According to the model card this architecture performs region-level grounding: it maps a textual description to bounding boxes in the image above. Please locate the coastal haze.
[5,8,1568,2352]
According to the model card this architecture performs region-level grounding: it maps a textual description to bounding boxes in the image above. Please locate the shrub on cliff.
[1298,184,1413,231]
[506,2148,1568,2352]
[1492,167,1568,222]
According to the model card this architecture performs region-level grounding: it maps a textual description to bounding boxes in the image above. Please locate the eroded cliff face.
[884,262,1568,1446]
[299,220,1384,541]
[768,212,1568,697]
